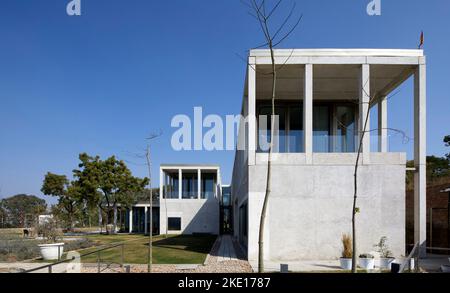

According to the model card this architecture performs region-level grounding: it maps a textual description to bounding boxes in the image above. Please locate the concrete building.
[231,49,427,266]
[158,164,222,235]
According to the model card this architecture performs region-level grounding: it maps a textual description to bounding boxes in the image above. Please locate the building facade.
[231,49,427,265]
[158,164,221,235]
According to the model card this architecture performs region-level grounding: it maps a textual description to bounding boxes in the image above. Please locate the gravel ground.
[81,236,253,273]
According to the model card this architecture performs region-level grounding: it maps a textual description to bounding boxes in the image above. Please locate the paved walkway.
[216,235,238,262]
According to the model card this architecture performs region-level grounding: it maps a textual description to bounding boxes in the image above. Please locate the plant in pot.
[374,236,394,269]
[340,234,353,270]
[359,253,375,270]
[37,219,65,261]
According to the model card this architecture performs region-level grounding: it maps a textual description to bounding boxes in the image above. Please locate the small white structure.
[231,49,427,265]
[38,215,53,225]
[159,164,221,235]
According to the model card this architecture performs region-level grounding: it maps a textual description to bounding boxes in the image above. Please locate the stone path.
[217,235,238,262]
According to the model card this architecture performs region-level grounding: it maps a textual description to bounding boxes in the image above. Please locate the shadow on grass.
[152,234,217,254]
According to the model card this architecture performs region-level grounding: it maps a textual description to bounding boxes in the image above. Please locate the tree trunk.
[113,205,118,234]
[258,43,277,273]
[98,206,103,234]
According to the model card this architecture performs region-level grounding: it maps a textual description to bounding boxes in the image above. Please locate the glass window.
[288,105,303,152]
[222,186,231,206]
[164,172,179,199]
[201,172,216,199]
[168,217,181,231]
[313,105,330,152]
[257,106,286,153]
[335,105,356,152]
[182,172,198,199]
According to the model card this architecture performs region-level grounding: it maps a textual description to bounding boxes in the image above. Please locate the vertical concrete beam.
[359,64,371,163]
[378,97,388,152]
[159,168,164,200]
[144,206,148,234]
[248,57,256,165]
[129,209,133,233]
[414,62,427,256]
[197,169,201,199]
[304,64,313,163]
[178,169,182,199]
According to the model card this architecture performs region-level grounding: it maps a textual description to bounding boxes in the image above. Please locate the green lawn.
[78,234,216,264]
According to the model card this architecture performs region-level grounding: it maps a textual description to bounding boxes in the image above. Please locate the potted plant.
[359,253,375,270]
[37,219,65,260]
[374,236,395,269]
[340,234,353,270]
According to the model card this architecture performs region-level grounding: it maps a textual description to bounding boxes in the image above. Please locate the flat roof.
[160,164,220,168]
[249,48,424,58]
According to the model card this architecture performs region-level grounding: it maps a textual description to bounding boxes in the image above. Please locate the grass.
[77,234,217,265]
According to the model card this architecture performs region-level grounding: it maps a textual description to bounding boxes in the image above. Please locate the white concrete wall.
[159,199,220,235]
[237,153,406,262]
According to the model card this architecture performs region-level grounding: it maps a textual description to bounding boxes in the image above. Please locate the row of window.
[257,101,357,153]
[163,172,217,199]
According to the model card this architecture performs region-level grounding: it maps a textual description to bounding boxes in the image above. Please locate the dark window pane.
[257,105,286,153]
[168,217,181,231]
[313,105,330,152]
[288,105,304,152]
[182,172,198,199]
[164,172,179,199]
[201,173,216,199]
[335,105,356,152]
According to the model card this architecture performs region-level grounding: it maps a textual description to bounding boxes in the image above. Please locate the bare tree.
[145,131,162,273]
[243,0,302,273]
[349,84,409,273]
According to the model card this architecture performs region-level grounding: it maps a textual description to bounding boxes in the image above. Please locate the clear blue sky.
[0,0,449,203]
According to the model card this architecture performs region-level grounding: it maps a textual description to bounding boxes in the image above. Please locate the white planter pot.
[379,258,395,270]
[38,243,65,260]
[359,258,375,270]
[340,258,352,270]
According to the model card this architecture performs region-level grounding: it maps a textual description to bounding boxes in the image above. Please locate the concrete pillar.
[178,169,182,199]
[304,64,313,163]
[144,206,148,234]
[159,168,164,200]
[128,208,133,233]
[378,97,388,152]
[248,57,256,165]
[414,62,427,256]
[359,64,371,163]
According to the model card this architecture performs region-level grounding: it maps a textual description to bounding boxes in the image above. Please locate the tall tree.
[444,135,450,160]
[244,0,302,273]
[1,194,47,227]
[41,172,81,231]
[74,153,148,233]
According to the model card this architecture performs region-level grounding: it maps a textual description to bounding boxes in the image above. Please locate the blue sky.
[0,0,449,203]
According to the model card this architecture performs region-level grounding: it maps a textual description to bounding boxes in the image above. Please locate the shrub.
[359,253,374,259]
[374,236,393,258]
[341,234,352,258]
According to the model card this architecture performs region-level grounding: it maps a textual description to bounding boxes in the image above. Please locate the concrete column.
[248,57,256,165]
[159,168,164,200]
[359,64,371,163]
[178,169,182,199]
[144,206,148,234]
[304,64,313,164]
[414,62,427,256]
[378,97,388,152]
[197,169,201,199]
[128,208,133,233]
